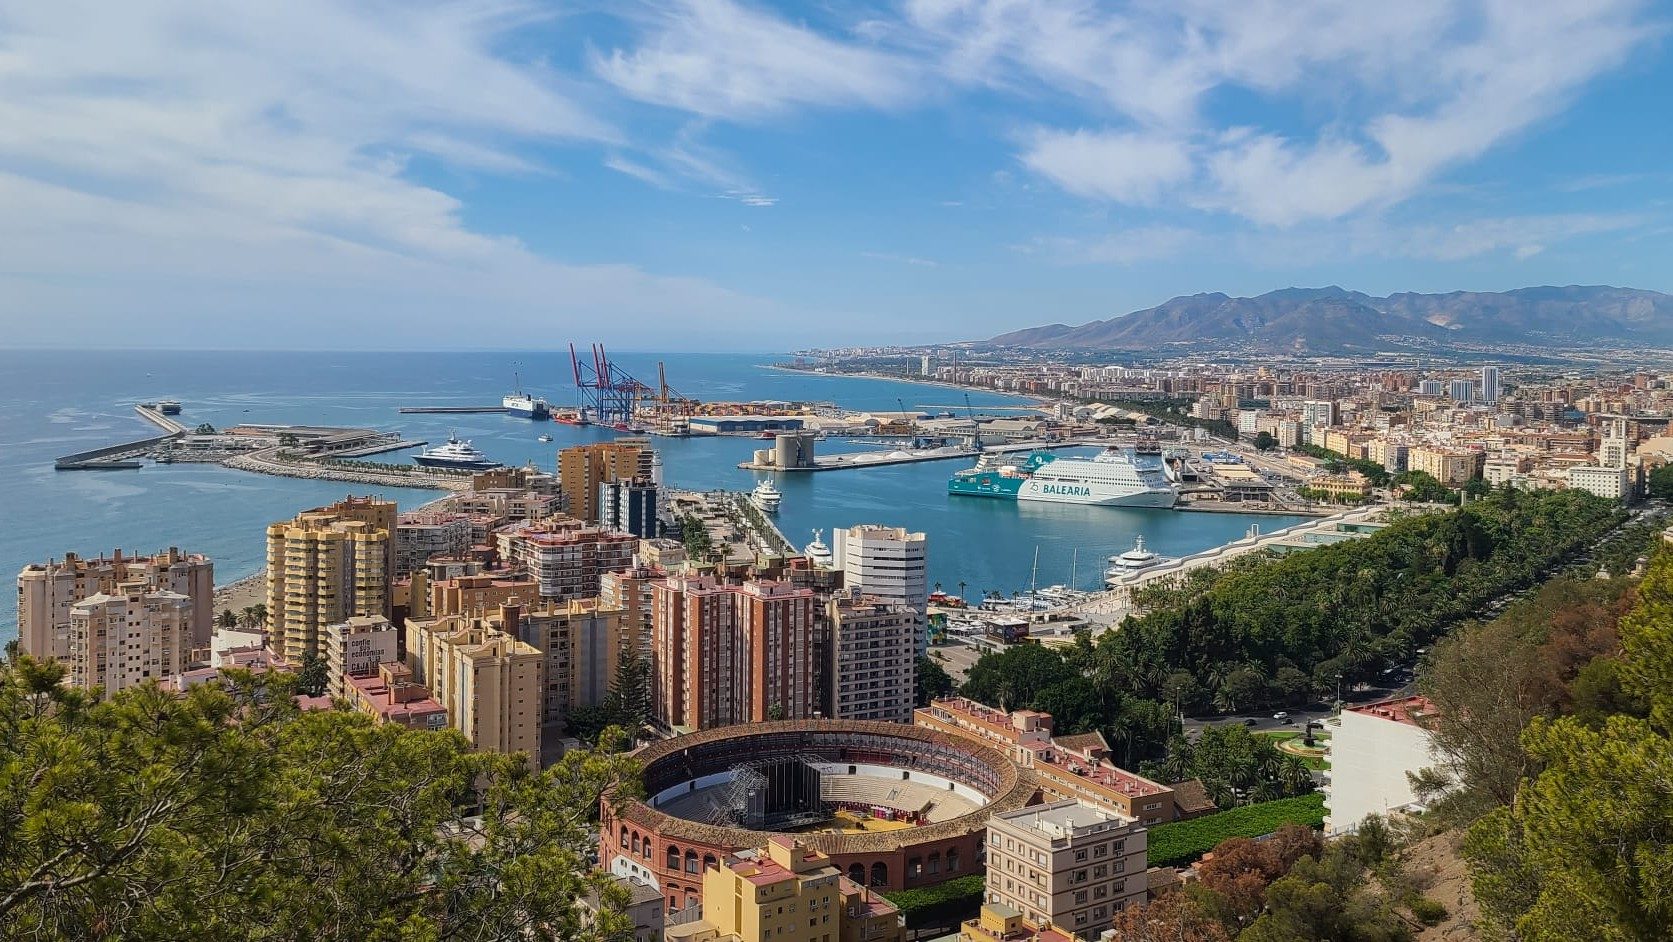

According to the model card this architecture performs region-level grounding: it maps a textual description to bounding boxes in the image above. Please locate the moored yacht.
[413,435,501,471]
[749,479,782,513]
[1104,535,1172,585]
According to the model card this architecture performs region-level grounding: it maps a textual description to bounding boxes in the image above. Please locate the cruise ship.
[413,436,501,471]
[947,445,1177,508]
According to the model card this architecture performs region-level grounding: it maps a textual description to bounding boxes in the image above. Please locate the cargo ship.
[947,445,1177,508]
[502,374,549,419]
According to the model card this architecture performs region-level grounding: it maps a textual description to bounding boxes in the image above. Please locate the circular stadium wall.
[599,719,1035,914]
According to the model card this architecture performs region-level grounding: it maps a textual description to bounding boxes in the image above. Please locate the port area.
[55,405,466,490]
[736,437,1084,472]
[667,489,797,567]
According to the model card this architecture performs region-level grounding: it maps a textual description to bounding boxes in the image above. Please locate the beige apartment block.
[405,613,543,767]
[558,439,654,524]
[67,580,192,692]
[17,547,212,667]
[266,498,394,663]
[828,594,917,724]
[984,800,1148,939]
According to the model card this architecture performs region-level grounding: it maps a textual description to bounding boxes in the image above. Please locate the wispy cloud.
[591,0,918,120]
[861,250,939,267]
[0,0,786,348]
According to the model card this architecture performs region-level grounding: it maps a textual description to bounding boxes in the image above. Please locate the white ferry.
[949,444,1178,508]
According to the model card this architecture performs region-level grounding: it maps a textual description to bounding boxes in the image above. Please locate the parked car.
[1273,712,1290,721]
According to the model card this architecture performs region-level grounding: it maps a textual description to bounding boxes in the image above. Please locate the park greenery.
[880,873,985,928]
[1143,724,1315,808]
[0,655,643,941]
[961,489,1624,766]
[1146,794,1326,867]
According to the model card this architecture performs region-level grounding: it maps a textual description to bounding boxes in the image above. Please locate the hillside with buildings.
[983,285,1673,354]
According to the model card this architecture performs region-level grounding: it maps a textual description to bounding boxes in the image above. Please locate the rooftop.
[1347,695,1437,728]
[994,798,1133,837]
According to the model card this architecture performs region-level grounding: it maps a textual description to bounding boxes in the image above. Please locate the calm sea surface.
[0,350,1308,638]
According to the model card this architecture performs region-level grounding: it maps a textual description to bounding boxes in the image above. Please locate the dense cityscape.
[7,344,1671,941]
[6,2,1673,940]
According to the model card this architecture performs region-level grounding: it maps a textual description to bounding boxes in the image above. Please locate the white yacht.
[1104,535,1172,585]
[803,529,833,567]
[749,479,782,513]
[414,435,501,471]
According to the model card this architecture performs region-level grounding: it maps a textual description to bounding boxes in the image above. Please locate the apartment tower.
[266,498,395,662]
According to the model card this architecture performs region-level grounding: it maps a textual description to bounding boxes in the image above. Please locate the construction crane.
[896,397,918,435]
[569,343,651,425]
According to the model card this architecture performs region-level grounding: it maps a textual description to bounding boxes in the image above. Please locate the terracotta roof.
[1169,778,1216,816]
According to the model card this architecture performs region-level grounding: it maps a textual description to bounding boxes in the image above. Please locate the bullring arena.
[600,720,1036,913]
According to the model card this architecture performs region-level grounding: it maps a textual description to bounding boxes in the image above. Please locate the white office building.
[831,524,928,655]
[1323,696,1442,835]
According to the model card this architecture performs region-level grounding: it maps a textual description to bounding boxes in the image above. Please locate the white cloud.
[907,0,1657,226]
[0,0,791,348]
[592,0,917,120]
[1020,130,1192,204]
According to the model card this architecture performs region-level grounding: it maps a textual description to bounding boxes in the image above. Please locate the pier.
[737,438,1086,472]
[398,406,510,414]
[55,404,186,469]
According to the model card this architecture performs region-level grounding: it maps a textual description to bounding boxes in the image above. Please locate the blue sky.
[0,1,1668,351]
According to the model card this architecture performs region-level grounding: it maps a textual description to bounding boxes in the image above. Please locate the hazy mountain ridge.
[984,286,1673,352]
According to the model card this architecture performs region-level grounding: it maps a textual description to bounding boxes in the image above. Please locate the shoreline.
[760,363,1052,409]
[213,570,267,614]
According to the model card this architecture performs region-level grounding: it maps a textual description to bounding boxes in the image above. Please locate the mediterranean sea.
[0,349,1310,639]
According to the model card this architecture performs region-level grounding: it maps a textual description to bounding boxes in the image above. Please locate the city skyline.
[2,1,1670,351]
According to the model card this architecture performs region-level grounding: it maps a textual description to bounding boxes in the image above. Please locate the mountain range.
[982,285,1673,353]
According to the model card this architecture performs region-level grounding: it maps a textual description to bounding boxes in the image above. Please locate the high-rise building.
[404,612,543,768]
[736,580,817,723]
[322,614,400,697]
[984,800,1148,937]
[1417,379,1444,397]
[67,580,192,692]
[1447,378,1476,403]
[265,499,395,663]
[650,575,816,731]
[1301,399,1336,429]
[828,594,917,723]
[664,838,903,942]
[831,525,928,654]
[17,547,213,668]
[429,571,541,618]
[503,597,634,725]
[1480,365,1501,403]
[495,519,637,600]
[600,567,659,658]
[558,439,656,524]
[598,478,660,538]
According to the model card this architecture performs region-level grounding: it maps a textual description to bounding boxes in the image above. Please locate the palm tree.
[217,609,238,629]
[957,581,967,602]
[251,603,267,627]
[239,606,257,629]
[1279,756,1313,795]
